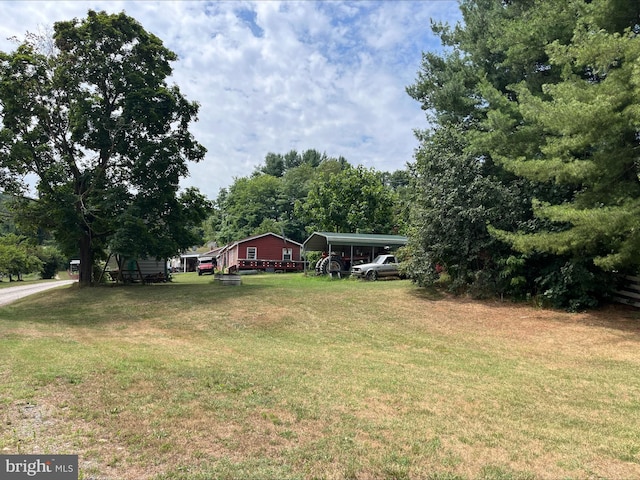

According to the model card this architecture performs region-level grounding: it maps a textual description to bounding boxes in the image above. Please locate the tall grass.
[1,273,639,479]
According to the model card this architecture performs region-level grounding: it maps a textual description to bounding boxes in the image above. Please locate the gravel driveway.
[0,280,77,306]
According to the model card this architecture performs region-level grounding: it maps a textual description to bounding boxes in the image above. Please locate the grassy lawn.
[1,273,639,479]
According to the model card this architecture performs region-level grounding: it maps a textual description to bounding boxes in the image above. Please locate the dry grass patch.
[1,273,639,479]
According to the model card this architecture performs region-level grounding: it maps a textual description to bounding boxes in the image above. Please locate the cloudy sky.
[0,1,462,200]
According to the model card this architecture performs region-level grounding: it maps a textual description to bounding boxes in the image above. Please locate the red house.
[219,233,304,273]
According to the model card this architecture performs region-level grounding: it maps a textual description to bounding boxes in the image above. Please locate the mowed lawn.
[0,274,639,480]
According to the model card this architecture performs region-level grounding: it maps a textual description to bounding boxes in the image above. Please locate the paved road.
[0,280,77,306]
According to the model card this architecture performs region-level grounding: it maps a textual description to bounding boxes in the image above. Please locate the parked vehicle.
[350,254,400,280]
[197,257,215,275]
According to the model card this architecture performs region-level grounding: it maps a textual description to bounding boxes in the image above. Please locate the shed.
[101,254,168,283]
[68,260,80,279]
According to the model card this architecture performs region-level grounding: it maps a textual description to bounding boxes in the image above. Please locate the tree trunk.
[78,233,93,287]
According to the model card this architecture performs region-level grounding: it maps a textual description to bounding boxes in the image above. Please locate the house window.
[246,247,257,260]
[282,248,293,261]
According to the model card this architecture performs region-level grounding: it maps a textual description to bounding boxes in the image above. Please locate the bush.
[305,251,323,271]
[37,246,66,279]
[535,259,609,311]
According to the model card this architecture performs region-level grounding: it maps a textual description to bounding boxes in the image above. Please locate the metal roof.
[303,232,408,251]
[228,232,303,249]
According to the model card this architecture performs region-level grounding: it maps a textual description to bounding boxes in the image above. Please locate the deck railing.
[613,275,640,308]
[236,259,305,271]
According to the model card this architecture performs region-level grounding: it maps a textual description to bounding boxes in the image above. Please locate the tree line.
[403,0,640,310]
[0,194,66,280]
[205,148,409,245]
[1,2,638,310]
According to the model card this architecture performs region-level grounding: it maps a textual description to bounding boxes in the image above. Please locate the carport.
[302,232,408,276]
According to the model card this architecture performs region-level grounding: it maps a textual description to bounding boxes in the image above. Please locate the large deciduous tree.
[207,151,356,245]
[297,165,397,234]
[0,234,42,281]
[216,174,281,244]
[0,10,208,285]
[405,125,527,292]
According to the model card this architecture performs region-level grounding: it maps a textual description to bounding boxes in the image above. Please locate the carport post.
[350,245,354,276]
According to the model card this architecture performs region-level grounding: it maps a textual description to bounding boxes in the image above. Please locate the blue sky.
[0,1,462,200]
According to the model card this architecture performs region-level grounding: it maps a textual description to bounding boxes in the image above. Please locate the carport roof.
[303,232,408,252]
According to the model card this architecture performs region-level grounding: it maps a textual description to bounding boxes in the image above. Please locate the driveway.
[0,280,77,306]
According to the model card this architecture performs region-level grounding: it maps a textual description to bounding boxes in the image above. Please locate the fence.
[613,275,640,308]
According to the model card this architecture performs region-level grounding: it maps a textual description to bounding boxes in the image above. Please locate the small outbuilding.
[101,254,169,283]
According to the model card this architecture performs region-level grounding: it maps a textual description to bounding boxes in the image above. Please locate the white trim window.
[282,248,293,261]
[246,246,257,260]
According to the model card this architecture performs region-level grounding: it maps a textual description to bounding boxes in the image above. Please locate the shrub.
[37,246,66,279]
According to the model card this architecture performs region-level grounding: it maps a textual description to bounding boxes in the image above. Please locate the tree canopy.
[296,164,398,235]
[206,150,404,245]
[486,10,640,272]
[0,10,209,285]
[406,0,639,308]
[0,233,42,281]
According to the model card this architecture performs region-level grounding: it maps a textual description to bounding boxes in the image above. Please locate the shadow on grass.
[576,303,640,336]
[406,284,447,302]
[0,279,272,328]
[408,282,640,338]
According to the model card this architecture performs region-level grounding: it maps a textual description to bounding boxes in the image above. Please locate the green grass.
[1,273,639,479]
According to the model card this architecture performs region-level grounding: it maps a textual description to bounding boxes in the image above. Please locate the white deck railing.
[613,275,640,308]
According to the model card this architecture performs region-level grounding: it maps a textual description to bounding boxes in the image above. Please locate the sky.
[0,1,462,201]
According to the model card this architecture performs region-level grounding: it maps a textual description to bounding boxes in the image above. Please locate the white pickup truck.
[350,254,400,281]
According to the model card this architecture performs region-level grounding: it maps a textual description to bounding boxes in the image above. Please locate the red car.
[197,257,216,275]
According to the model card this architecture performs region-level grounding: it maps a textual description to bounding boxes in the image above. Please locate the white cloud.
[0,0,461,199]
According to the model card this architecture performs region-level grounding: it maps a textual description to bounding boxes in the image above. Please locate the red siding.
[225,233,303,272]
[237,235,300,261]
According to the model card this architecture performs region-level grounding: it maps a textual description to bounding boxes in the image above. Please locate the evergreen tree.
[487,5,640,272]
[406,0,638,307]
